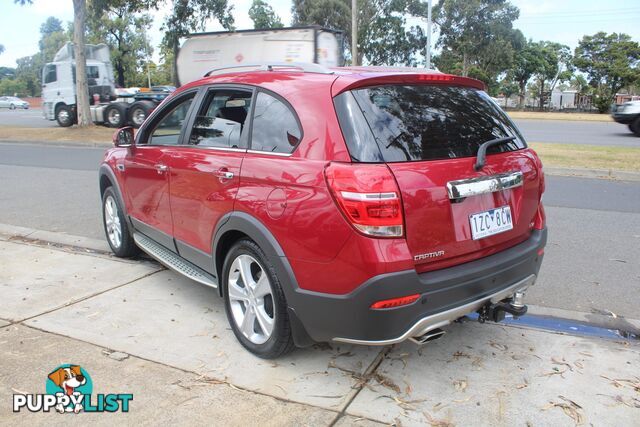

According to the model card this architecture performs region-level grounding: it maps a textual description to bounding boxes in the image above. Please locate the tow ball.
[477,291,528,323]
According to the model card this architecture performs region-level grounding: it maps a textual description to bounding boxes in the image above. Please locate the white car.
[0,96,30,109]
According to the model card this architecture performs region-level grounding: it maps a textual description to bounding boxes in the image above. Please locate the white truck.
[42,42,169,128]
[176,26,343,85]
[43,27,343,127]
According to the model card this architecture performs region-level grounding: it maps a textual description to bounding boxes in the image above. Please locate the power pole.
[426,0,433,69]
[351,0,358,66]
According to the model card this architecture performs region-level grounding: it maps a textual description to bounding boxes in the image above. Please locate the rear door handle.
[155,164,168,174]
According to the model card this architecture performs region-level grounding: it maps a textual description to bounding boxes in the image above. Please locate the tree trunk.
[462,51,468,77]
[538,80,545,112]
[116,60,125,88]
[73,0,92,127]
[172,37,179,87]
[518,81,526,110]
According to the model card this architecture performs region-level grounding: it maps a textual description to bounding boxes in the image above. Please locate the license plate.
[469,206,513,240]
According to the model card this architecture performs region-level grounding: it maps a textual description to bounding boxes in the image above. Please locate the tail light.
[325,162,404,238]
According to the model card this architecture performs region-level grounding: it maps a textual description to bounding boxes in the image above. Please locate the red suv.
[99,64,547,358]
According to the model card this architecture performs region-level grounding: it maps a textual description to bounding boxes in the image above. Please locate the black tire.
[55,104,74,127]
[9,104,15,110]
[104,103,127,128]
[631,117,640,137]
[128,101,155,128]
[101,187,139,257]
[222,239,295,359]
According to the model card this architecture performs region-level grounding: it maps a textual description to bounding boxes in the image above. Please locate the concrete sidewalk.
[1,235,639,426]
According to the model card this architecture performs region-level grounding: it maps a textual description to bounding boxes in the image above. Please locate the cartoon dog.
[48,365,86,413]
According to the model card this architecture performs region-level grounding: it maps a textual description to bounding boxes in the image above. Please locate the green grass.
[529,142,640,172]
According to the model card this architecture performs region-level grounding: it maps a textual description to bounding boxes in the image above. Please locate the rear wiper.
[474,136,517,171]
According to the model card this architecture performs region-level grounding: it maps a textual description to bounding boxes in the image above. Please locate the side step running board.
[133,232,218,289]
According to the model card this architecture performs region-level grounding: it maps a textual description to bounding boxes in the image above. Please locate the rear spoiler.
[331,71,486,96]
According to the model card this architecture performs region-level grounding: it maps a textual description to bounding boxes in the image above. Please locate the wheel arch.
[212,211,314,347]
[98,164,132,228]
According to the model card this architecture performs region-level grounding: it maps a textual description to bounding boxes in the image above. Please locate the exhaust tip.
[409,328,446,345]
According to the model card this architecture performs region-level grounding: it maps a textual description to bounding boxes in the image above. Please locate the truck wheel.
[222,239,295,359]
[631,117,640,137]
[56,105,74,127]
[128,101,155,128]
[104,103,127,128]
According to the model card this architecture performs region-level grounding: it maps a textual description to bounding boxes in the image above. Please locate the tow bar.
[477,290,528,323]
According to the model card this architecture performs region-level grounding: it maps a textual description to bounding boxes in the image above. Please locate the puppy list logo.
[13,364,133,413]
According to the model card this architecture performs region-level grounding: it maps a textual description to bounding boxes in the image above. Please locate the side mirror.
[113,126,135,147]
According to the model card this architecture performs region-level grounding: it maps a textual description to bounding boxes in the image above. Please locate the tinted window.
[147,95,194,146]
[335,85,526,162]
[189,89,252,148]
[250,92,301,154]
[44,64,57,84]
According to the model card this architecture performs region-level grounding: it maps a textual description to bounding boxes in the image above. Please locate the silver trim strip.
[333,274,536,346]
[446,171,523,200]
[247,149,293,157]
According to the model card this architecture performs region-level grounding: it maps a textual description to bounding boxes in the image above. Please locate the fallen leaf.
[542,396,585,425]
[552,357,574,372]
[489,341,508,351]
[453,379,467,392]
[423,411,455,427]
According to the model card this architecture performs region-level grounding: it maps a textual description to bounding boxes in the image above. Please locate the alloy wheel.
[104,195,122,249]
[227,254,275,345]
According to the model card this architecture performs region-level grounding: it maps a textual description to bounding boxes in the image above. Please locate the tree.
[433,0,521,88]
[509,39,544,109]
[162,0,235,85]
[15,55,40,96]
[573,32,640,112]
[88,0,153,87]
[531,42,572,111]
[40,17,64,39]
[249,0,283,29]
[0,67,15,80]
[498,78,519,107]
[292,0,428,66]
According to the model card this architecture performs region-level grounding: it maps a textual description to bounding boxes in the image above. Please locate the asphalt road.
[1,108,639,146]
[0,108,55,128]
[515,119,640,147]
[0,142,639,319]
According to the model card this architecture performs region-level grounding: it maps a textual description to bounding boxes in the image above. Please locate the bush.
[0,78,28,97]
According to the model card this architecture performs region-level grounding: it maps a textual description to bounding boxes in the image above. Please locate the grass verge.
[0,125,113,145]
[530,142,640,172]
[507,111,612,122]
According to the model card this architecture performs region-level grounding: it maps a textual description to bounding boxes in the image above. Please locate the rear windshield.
[334,85,526,162]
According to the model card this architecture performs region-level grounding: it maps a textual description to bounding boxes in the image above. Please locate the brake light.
[325,163,404,237]
[371,294,420,310]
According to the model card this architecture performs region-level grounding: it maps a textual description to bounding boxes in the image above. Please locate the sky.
[0,0,639,68]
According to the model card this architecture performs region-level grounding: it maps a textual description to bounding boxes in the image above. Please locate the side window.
[44,64,57,84]
[188,89,252,148]
[146,94,195,146]
[87,66,99,79]
[250,92,301,154]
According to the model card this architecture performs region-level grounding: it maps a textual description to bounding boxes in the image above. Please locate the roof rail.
[203,62,333,77]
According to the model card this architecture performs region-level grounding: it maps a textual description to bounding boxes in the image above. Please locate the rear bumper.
[289,228,547,344]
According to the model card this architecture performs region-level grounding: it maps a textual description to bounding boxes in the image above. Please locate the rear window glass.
[334,85,526,162]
